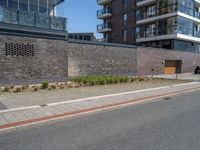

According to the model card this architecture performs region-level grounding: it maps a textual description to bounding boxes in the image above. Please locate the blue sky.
[58,0,102,38]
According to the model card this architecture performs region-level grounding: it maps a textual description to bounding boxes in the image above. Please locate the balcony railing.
[136,0,156,6]
[97,37,112,42]
[0,7,67,31]
[136,25,200,39]
[97,8,112,19]
[97,0,112,5]
[97,23,112,33]
[136,3,200,21]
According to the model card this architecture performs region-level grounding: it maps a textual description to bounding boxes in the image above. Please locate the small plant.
[41,81,49,89]
[14,87,22,93]
[50,84,57,89]
[33,87,39,92]
[22,85,26,90]
[10,85,15,89]
[59,84,65,89]
[139,77,145,81]
[3,86,10,92]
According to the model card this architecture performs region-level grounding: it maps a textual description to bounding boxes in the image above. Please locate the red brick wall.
[137,47,200,76]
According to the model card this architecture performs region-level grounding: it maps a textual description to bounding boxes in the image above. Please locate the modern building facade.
[68,33,97,41]
[0,0,67,39]
[97,0,200,53]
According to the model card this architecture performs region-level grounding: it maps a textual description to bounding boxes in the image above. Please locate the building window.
[146,23,156,37]
[136,10,140,20]
[122,0,128,10]
[84,36,92,41]
[123,13,128,26]
[122,29,128,42]
[135,27,140,38]
[146,5,156,18]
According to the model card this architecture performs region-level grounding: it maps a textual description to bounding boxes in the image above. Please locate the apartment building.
[97,0,200,53]
[0,0,67,40]
[68,33,97,41]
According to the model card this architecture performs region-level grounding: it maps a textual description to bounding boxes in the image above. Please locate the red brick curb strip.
[0,86,200,130]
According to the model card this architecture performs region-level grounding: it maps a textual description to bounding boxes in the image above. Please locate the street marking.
[0,106,41,114]
[172,82,199,87]
[47,86,171,106]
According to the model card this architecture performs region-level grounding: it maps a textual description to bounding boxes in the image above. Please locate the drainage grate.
[40,104,48,107]
[164,97,172,100]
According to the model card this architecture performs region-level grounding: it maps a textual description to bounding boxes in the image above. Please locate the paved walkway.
[0,80,186,109]
[154,73,200,81]
[0,82,199,131]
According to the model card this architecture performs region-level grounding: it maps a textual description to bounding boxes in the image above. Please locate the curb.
[0,86,200,131]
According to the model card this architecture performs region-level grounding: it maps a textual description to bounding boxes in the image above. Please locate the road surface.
[0,90,200,150]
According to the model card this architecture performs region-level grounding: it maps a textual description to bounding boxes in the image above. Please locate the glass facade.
[136,0,200,20]
[136,0,200,53]
[173,40,200,53]
[0,0,66,32]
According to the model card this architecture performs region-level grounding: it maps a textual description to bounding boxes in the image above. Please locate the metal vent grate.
[5,43,34,56]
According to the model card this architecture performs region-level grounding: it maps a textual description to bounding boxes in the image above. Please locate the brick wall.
[137,47,200,76]
[0,35,137,86]
[0,35,68,86]
[67,41,137,77]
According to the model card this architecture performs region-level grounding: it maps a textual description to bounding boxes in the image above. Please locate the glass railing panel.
[51,16,65,30]
[19,11,35,27]
[0,6,67,31]
[36,14,50,29]
[136,25,200,39]
[0,7,18,24]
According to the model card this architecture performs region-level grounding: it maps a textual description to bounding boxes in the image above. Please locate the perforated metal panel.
[5,43,34,56]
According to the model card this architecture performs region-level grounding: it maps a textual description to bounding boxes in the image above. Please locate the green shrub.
[70,75,129,86]
[41,81,49,89]
[98,78,106,85]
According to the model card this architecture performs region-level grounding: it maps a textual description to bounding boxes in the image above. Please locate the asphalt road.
[1,90,200,150]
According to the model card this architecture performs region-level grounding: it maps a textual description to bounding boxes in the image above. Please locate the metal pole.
[47,0,49,14]
[28,0,30,11]
[6,0,8,8]
[18,0,19,10]
[176,61,178,80]
[38,0,39,13]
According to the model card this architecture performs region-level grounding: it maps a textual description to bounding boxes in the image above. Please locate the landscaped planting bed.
[0,76,183,93]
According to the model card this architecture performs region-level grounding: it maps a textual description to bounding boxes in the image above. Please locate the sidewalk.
[154,73,200,81]
[0,82,199,131]
[0,79,186,109]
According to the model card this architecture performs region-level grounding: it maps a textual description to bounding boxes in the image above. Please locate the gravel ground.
[0,79,188,109]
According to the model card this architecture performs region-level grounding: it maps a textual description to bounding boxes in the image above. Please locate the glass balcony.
[97,23,112,33]
[136,25,200,39]
[0,7,67,32]
[136,3,200,21]
[136,0,156,7]
[97,8,112,19]
[97,0,112,5]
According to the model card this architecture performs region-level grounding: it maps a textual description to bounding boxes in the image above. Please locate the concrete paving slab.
[0,101,7,110]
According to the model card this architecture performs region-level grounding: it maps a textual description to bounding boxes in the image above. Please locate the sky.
[58,0,102,38]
